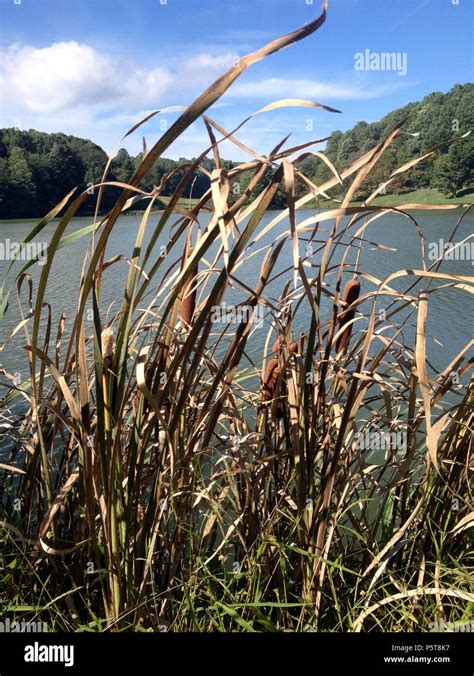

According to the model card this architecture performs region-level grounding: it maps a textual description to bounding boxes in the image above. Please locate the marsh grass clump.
[0,1,473,632]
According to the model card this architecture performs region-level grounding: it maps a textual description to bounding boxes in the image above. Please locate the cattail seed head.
[272,338,298,355]
[262,358,280,401]
[261,338,298,413]
[336,279,360,355]
[101,327,114,361]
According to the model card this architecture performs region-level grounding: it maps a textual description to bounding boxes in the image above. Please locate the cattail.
[101,327,114,433]
[180,246,198,328]
[272,338,298,356]
[101,327,114,362]
[336,278,360,355]
[261,338,298,416]
[262,358,281,402]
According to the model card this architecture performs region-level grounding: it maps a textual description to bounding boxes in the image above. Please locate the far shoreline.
[0,187,472,221]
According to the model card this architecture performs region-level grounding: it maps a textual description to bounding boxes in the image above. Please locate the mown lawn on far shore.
[171,188,474,211]
[310,187,474,209]
[139,188,474,213]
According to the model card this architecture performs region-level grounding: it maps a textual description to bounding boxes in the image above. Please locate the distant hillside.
[298,83,473,200]
[0,84,472,218]
[0,129,217,218]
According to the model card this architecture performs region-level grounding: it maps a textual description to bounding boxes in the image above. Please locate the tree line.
[0,83,472,218]
[302,82,473,200]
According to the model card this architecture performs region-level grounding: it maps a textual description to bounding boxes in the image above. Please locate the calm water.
[0,209,473,383]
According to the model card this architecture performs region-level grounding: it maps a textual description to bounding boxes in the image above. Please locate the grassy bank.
[0,3,473,633]
[135,189,474,215]
[309,188,474,209]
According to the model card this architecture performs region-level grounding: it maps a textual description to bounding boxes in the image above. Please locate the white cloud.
[0,42,240,116]
[0,41,242,153]
[0,41,172,113]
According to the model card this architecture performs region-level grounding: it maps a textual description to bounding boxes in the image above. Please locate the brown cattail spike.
[262,358,281,401]
[180,246,198,327]
[261,338,297,417]
[336,278,360,355]
[272,338,297,356]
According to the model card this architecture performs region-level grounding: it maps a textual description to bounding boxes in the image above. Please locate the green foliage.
[0,129,110,217]
[321,83,473,199]
[6,146,36,214]
[0,129,216,217]
[433,142,473,197]
[237,165,287,208]
[113,148,135,184]
[1,84,472,219]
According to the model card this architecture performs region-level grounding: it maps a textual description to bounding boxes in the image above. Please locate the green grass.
[135,190,474,215]
[125,190,474,216]
[309,187,474,209]
[367,188,474,206]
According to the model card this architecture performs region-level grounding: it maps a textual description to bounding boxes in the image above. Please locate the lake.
[0,208,473,386]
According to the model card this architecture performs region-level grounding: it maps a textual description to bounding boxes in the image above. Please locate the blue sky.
[0,0,472,160]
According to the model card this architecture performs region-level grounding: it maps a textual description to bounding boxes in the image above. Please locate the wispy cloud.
[221,28,275,43]
[228,77,408,101]
[388,0,430,33]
